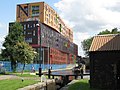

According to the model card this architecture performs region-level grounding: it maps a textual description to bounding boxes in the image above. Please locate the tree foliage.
[81,37,93,56]
[98,29,111,35]
[81,28,120,56]
[14,42,37,72]
[14,42,37,64]
[0,54,2,60]
[1,22,37,72]
[2,22,24,71]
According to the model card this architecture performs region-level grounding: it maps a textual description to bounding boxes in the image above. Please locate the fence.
[0,61,67,72]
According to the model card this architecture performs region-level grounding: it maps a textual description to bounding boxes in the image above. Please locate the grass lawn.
[0,79,39,90]
[68,79,100,90]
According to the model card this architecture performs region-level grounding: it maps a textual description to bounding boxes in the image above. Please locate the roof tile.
[89,34,120,51]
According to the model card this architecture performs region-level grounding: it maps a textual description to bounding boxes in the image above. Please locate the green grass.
[0,79,39,90]
[68,79,100,90]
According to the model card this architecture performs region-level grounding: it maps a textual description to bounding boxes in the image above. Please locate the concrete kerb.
[18,79,56,90]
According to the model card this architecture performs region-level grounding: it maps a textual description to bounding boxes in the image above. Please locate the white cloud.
[0,22,8,49]
[54,0,120,56]
[0,36,4,42]
[73,32,90,56]
[0,36,4,49]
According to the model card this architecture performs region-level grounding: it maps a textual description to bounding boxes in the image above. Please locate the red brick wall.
[50,48,68,64]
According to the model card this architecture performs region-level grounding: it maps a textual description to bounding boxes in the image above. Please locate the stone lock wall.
[18,79,55,90]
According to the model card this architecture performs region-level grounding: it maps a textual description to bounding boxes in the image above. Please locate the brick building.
[16,2,73,42]
[10,2,78,64]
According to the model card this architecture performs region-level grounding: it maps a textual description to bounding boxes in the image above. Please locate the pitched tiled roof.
[89,34,120,51]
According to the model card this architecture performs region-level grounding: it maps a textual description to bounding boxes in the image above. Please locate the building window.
[28,32,32,35]
[28,24,29,28]
[32,5,39,16]
[24,6,28,12]
[34,24,36,27]
[49,14,50,19]
[45,11,46,17]
[59,24,62,32]
[32,11,39,16]
[33,30,35,36]
[32,5,39,11]
[24,24,26,30]
[25,38,32,43]
[24,31,26,35]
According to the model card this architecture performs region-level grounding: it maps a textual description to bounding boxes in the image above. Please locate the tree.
[98,29,111,35]
[2,22,24,72]
[14,42,37,73]
[81,37,93,56]
[1,22,37,72]
[0,54,2,60]
[81,28,120,56]
[111,28,120,34]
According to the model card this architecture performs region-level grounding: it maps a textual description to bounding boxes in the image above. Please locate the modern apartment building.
[11,2,78,64]
[16,2,73,42]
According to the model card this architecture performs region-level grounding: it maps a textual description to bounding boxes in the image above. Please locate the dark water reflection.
[51,70,77,75]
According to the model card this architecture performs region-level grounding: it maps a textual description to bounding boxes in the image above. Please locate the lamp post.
[48,45,51,79]
[36,23,42,77]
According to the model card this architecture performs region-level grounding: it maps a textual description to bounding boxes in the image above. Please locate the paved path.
[0,74,40,80]
[0,75,20,80]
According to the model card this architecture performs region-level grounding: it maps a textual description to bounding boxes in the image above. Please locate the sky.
[1,0,120,56]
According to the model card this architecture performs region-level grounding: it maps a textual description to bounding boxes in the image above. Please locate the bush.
[0,67,6,74]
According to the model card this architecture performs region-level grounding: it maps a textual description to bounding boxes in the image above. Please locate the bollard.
[81,74,83,79]
[48,69,51,79]
[75,75,77,79]
[39,68,42,77]
[81,69,83,79]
